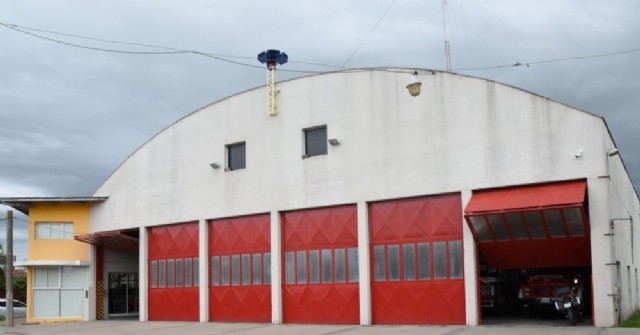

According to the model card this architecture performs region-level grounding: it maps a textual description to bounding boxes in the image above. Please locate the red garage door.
[282,205,359,324]
[209,214,271,322]
[369,194,465,325]
[148,222,199,321]
[464,180,590,269]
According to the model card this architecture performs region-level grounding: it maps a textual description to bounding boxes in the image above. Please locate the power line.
[341,0,397,67]
[454,48,640,71]
[0,22,340,74]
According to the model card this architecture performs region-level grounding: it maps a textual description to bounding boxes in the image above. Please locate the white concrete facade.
[88,69,639,326]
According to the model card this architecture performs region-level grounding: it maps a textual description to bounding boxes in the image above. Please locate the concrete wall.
[89,69,639,326]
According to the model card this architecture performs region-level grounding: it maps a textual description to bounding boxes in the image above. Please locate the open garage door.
[209,214,271,322]
[464,180,591,269]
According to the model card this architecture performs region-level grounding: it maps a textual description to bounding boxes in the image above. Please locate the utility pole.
[5,210,14,327]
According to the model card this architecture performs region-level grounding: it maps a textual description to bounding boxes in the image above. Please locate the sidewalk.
[1,321,639,335]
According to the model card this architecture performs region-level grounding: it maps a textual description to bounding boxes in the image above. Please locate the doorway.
[108,273,139,317]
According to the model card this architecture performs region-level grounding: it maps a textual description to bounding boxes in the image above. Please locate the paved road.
[0,321,638,335]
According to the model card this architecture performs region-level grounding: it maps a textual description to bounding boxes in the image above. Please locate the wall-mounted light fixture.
[575,149,584,158]
[210,163,221,169]
[328,138,341,146]
[607,147,619,157]
[406,71,422,97]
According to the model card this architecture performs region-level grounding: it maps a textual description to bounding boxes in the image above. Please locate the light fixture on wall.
[328,138,341,146]
[607,148,619,157]
[406,71,422,97]
[210,163,221,169]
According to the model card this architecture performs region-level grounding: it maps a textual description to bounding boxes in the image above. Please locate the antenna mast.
[442,0,452,72]
[257,49,288,116]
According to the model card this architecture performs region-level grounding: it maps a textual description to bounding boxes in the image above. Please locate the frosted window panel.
[62,267,86,288]
[417,242,430,280]
[63,223,74,239]
[242,254,250,285]
[449,240,463,279]
[347,247,359,283]
[387,245,400,281]
[150,261,158,288]
[167,259,175,287]
[61,290,84,317]
[309,250,320,284]
[252,253,262,285]
[47,268,59,287]
[263,253,271,284]
[232,255,240,286]
[321,249,332,283]
[373,245,385,281]
[34,268,48,288]
[285,252,295,284]
[185,258,192,287]
[193,257,199,287]
[221,256,230,286]
[33,290,60,317]
[434,242,447,279]
[176,259,183,287]
[211,256,220,286]
[158,260,166,287]
[296,251,307,284]
[36,224,49,239]
[402,244,415,280]
[335,249,345,283]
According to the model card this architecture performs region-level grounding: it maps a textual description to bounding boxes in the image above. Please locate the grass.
[622,311,640,327]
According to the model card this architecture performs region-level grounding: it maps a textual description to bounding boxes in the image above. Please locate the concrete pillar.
[357,202,372,325]
[138,226,148,321]
[589,176,616,327]
[199,219,209,322]
[270,211,282,324]
[461,189,479,325]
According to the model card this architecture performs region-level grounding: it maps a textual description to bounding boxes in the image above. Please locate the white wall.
[91,70,611,227]
[89,69,639,326]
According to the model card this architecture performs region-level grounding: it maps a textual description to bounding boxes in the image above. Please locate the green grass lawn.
[622,311,640,327]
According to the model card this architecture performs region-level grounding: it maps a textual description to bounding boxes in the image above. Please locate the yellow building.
[6,197,105,322]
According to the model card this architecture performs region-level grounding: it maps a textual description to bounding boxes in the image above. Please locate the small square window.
[304,126,327,157]
[226,142,246,170]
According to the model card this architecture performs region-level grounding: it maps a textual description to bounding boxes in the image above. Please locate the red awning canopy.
[465,180,587,214]
[75,229,139,252]
[464,180,590,269]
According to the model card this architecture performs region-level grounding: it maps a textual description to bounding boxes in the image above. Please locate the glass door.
[108,273,139,316]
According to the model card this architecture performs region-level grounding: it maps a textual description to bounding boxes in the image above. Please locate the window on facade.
[167,259,175,287]
[434,242,447,279]
[158,260,166,288]
[150,261,158,288]
[321,249,332,283]
[347,247,359,283]
[252,253,262,285]
[402,243,415,280]
[373,245,386,281]
[241,254,251,285]
[285,251,295,284]
[226,142,246,170]
[417,242,430,280]
[193,257,200,287]
[185,258,193,287]
[176,259,183,287]
[221,256,230,286]
[309,250,320,284]
[303,126,327,157]
[335,248,346,283]
[33,266,87,318]
[264,252,271,284]
[35,222,74,239]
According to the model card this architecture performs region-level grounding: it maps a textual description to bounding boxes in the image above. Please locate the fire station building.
[3,68,639,327]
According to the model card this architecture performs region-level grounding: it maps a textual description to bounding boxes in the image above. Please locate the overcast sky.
[1,0,639,261]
